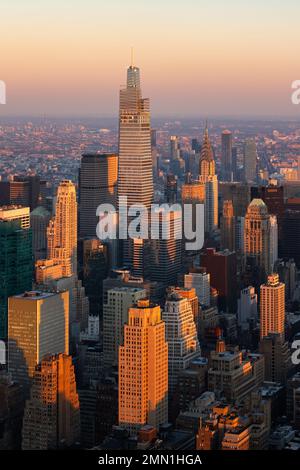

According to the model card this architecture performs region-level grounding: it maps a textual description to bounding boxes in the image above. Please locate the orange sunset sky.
[1,0,300,117]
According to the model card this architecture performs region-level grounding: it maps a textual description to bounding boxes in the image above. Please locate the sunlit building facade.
[22,353,80,450]
[118,299,168,435]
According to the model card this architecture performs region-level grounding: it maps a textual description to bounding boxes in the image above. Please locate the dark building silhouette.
[201,248,237,312]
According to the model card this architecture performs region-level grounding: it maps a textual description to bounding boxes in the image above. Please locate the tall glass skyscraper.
[118,63,153,210]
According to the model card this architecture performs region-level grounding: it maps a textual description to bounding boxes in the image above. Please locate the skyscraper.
[8,290,69,394]
[118,62,153,210]
[199,126,218,233]
[237,286,257,332]
[244,139,257,183]
[269,215,278,272]
[47,180,77,277]
[162,292,200,394]
[220,200,235,251]
[165,174,177,204]
[221,130,232,181]
[201,248,237,312]
[150,207,182,286]
[79,153,118,238]
[103,286,146,368]
[0,217,32,341]
[244,199,276,278]
[118,299,168,435]
[260,274,285,340]
[30,205,51,261]
[22,353,80,450]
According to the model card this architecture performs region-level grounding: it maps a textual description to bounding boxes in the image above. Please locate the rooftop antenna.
[131,47,134,67]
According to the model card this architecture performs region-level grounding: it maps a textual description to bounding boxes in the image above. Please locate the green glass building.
[0,220,32,340]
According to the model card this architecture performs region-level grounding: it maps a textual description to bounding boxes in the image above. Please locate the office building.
[220,200,235,251]
[8,290,69,394]
[119,299,168,435]
[0,218,32,340]
[221,130,232,181]
[201,248,237,312]
[0,176,46,211]
[22,353,80,449]
[244,199,275,279]
[260,274,285,340]
[208,343,264,402]
[244,139,257,183]
[259,333,290,384]
[103,286,146,368]
[47,180,77,277]
[118,62,153,210]
[79,153,118,238]
[30,206,51,261]
[0,205,30,229]
[150,207,182,286]
[184,268,210,307]
[162,292,200,394]
[237,286,257,332]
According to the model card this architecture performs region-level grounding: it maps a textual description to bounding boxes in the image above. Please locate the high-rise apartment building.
[8,290,69,394]
[79,153,118,238]
[260,274,285,340]
[22,353,80,449]
[118,63,153,210]
[118,299,168,435]
[162,292,200,394]
[47,180,77,277]
[199,126,218,233]
[221,130,232,181]
[0,218,32,341]
[103,286,146,368]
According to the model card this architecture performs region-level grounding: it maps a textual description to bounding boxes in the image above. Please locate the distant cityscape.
[1,58,300,456]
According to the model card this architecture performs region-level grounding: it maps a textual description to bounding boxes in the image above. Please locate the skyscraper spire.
[130,46,134,67]
[199,124,215,180]
[199,124,218,234]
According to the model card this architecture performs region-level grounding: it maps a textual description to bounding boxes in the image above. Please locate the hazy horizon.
[1,0,300,117]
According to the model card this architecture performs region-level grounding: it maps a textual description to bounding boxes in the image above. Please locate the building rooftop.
[13,290,61,300]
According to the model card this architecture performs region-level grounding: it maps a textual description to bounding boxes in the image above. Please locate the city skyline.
[2,0,300,458]
[1,0,300,117]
